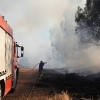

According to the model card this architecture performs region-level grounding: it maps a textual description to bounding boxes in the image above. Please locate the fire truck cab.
[0,15,24,99]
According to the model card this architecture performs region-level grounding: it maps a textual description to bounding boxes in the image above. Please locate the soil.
[2,67,100,100]
[2,68,61,100]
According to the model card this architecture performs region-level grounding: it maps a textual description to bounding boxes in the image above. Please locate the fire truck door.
[0,27,6,77]
[5,33,12,78]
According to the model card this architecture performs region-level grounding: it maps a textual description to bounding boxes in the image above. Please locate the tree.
[75,0,100,45]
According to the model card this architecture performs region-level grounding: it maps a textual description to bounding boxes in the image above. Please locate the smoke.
[2,0,98,74]
[0,0,67,68]
[50,0,100,74]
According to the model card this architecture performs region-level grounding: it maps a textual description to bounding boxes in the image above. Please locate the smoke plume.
[50,0,100,75]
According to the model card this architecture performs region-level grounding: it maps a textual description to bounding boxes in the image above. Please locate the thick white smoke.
[50,0,100,75]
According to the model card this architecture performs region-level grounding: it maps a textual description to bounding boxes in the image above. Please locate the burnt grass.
[37,69,100,99]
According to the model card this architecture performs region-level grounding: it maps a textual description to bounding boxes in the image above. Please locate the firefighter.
[38,61,47,78]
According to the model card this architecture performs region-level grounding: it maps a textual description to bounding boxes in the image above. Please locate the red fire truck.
[0,15,24,99]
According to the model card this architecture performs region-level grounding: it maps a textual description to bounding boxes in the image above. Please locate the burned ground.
[40,69,100,99]
[2,68,100,100]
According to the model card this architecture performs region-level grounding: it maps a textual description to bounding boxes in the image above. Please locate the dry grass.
[31,92,72,100]
[48,92,71,100]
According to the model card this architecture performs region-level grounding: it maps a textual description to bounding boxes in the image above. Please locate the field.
[2,67,100,100]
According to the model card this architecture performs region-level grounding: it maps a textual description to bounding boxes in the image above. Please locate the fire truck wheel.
[0,84,2,99]
[10,80,17,93]
[10,70,17,93]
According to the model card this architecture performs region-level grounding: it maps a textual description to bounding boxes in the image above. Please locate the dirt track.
[2,68,63,100]
[2,68,37,100]
[2,67,100,100]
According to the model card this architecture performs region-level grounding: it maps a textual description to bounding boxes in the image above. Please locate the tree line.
[75,0,100,45]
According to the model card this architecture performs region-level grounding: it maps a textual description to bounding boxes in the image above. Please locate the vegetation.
[31,92,71,100]
[75,0,100,45]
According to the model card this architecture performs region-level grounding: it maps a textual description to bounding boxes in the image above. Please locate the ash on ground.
[38,69,100,100]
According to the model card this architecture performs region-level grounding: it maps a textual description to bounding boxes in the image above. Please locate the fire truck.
[0,15,24,99]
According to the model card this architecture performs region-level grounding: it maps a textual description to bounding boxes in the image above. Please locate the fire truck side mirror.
[21,46,24,51]
[21,53,23,57]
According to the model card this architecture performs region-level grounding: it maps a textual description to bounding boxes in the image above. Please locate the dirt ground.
[2,67,100,100]
[2,68,70,100]
[2,68,36,100]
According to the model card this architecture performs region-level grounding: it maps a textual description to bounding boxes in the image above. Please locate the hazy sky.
[0,0,86,69]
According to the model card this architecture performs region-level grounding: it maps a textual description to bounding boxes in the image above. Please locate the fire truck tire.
[10,80,17,93]
[0,84,3,100]
[10,70,17,93]
[10,86,16,93]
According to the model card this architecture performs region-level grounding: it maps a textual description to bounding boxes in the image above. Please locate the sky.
[0,0,88,71]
